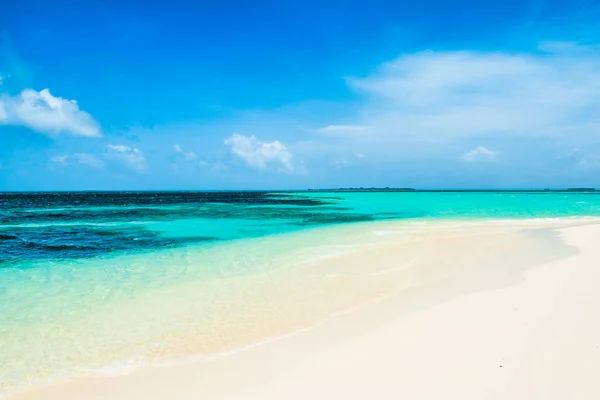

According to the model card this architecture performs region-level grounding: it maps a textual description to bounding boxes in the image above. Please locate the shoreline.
[6,217,600,399]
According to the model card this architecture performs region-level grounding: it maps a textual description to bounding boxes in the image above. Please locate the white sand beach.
[9,221,600,400]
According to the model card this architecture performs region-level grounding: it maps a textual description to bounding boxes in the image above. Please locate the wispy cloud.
[73,153,104,168]
[199,159,228,173]
[557,146,600,169]
[0,89,101,137]
[50,155,69,166]
[320,44,600,144]
[0,32,35,89]
[461,146,498,162]
[317,125,368,134]
[50,153,104,168]
[105,144,146,171]
[0,99,6,121]
[224,133,293,171]
[172,144,197,161]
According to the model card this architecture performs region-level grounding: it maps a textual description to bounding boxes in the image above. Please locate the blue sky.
[2,0,600,190]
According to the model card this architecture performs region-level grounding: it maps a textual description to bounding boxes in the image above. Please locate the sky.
[2,0,600,190]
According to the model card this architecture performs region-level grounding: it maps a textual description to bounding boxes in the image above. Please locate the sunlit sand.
[8,218,600,399]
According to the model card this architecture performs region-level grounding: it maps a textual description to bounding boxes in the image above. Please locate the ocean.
[2,191,600,396]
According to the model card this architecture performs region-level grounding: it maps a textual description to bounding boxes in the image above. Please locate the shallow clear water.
[2,191,600,396]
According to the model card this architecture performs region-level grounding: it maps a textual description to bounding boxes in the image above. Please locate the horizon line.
[0,188,597,193]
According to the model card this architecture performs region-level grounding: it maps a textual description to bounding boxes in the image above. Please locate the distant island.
[308,187,417,192]
[307,188,597,192]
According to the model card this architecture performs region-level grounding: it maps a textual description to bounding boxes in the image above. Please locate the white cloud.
[172,144,197,161]
[319,45,600,143]
[105,144,146,171]
[0,75,3,85]
[355,153,365,159]
[50,153,104,168]
[461,146,498,162]
[0,88,101,137]
[224,133,293,171]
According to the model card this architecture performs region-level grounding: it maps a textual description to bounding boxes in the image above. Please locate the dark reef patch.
[0,192,392,264]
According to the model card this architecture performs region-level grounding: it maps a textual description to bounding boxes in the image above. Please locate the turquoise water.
[304,191,600,219]
[2,191,600,396]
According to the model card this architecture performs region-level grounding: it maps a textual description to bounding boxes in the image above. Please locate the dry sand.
[10,223,600,400]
